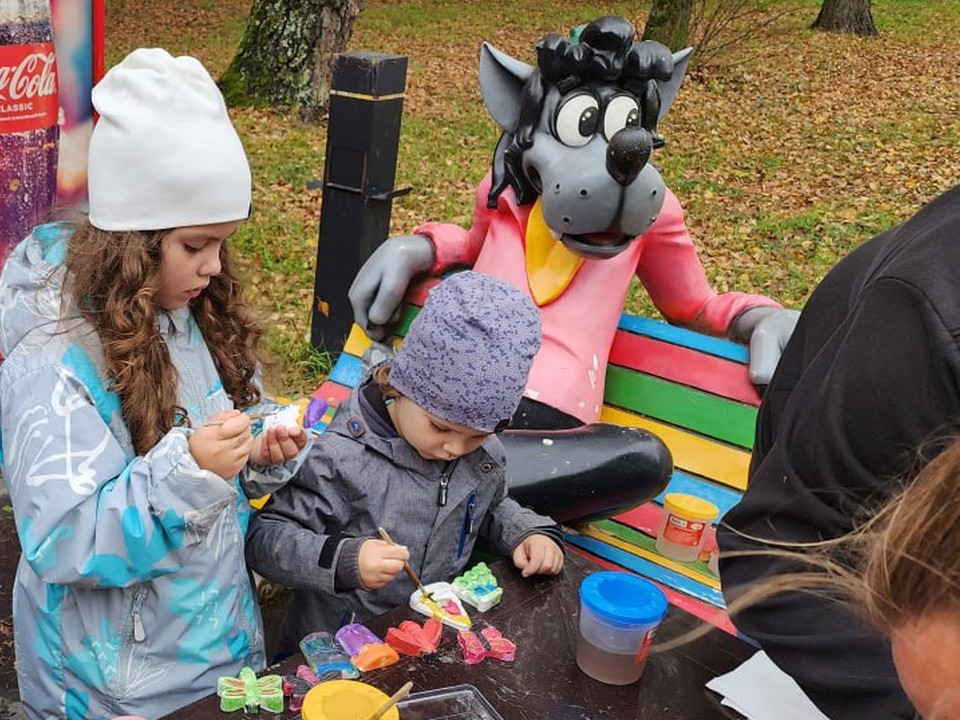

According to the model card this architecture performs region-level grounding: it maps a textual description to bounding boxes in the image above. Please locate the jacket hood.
[0,222,73,358]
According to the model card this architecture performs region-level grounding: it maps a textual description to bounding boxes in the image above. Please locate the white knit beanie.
[87,48,251,231]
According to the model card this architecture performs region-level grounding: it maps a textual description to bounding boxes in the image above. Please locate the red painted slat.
[406,277,440,307]
[609,330,761,406]
[613,502,718,549]
[311,381,351,407]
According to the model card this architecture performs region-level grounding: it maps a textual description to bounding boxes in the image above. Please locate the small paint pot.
[301,679,399,720]
[576,571,668,685]
[655,493,719,563]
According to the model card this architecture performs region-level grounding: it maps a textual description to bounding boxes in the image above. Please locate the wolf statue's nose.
[606,126,654,186]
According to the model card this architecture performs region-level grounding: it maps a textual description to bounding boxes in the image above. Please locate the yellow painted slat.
[580,524,721,590]
[342,324,373,357]
[342,324,403,359]
[601,405,749,492]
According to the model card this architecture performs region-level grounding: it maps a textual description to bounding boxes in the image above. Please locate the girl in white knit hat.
[0,48,309,718]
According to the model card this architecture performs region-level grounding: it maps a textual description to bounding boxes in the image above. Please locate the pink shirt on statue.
[416,173,779,424]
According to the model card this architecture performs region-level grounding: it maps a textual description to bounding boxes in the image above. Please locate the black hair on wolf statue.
[489,16,677,208]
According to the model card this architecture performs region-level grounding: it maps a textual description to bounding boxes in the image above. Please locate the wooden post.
[310,51,408,352]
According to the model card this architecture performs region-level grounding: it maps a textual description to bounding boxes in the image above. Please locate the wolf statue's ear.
[658,47,693,122]
[479,42,535,133]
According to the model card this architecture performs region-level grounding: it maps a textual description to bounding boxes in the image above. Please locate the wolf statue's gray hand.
[348,234,435,341]
[730,306,801,386]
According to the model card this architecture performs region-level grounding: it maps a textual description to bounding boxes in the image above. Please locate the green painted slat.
[604,365,756,449]
[592,519,716,580]
[395,305,419,337]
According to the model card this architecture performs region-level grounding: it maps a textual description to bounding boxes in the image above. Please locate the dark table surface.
[164,551,752,719]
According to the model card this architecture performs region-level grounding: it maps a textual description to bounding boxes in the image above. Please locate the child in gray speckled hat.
[246,271,565,646]
[389,269,542,434]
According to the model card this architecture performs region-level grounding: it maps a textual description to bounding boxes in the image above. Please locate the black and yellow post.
[310,51,408,352]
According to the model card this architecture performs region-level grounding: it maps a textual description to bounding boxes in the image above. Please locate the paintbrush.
[357,680,413,720]
[377,527,435,603]
[201,405,279,428]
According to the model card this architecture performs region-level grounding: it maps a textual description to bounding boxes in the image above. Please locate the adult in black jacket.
[719,185,960,720]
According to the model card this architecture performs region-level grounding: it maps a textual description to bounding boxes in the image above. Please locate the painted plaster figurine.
[349,16,797,523]
[216,666,284,714]
[410,582,473,630]
[282,665,322,713]
[452,561,503,612]
[385,618,443,657]
[298,630,361,679]
[457,624,517,665]
[335,623,400,671]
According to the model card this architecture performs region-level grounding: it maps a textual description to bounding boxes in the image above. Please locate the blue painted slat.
[617,315,749,364]
[564,533,726,607]
[656,470,743,519]
[328,352,364,388]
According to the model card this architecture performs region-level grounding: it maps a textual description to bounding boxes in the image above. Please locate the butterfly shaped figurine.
[457,623,517,665]
[217,666,284,713]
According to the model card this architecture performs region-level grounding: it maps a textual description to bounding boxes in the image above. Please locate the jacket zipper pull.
[437,460,456,506]
[438,473,449,506]
[133,609,146,642]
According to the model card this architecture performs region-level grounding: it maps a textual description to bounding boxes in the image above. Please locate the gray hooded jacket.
[246,381,562,651]
[0,223,307,719]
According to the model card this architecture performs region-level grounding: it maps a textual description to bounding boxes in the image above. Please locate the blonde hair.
[63,221,263,455]
[371,363,402,401]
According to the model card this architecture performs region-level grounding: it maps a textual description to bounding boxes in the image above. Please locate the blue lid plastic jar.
[579,571,668,627]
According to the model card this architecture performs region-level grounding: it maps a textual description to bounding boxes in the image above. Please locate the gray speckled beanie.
[390,271,541,432]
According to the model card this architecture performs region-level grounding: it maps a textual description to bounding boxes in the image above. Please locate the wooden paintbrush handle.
[377,527,427,590]
[362,680,413,720]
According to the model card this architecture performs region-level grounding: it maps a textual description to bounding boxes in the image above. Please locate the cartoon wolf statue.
[350,16,798,523]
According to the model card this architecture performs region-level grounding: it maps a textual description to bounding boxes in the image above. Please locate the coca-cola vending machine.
[0,0,103,268]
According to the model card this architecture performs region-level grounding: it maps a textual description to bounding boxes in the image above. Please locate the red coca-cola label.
[0,42,58,134]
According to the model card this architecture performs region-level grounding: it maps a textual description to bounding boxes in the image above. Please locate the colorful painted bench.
[307,279,757,638]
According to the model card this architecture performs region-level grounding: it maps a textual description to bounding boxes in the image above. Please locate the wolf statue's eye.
[603,95,641,140]
[555,93,600,147]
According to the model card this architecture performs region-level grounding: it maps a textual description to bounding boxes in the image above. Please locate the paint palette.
[396,684,504,720]
[409,582,472,630]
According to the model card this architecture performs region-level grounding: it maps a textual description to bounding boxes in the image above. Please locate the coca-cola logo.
[0,43,58,133]
[0,51,57,102]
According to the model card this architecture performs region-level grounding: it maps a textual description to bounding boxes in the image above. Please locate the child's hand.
[249,424,308,467]
[513,534,564,577]
[189,410,253,480]
[358,539,409,590]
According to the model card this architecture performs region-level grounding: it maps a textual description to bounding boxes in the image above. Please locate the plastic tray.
[397,684,505,720]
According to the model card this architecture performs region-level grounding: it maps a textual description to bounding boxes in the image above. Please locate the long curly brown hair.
[62,221,263,455]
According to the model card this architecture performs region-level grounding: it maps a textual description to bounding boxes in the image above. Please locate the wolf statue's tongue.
[525,198,584,306]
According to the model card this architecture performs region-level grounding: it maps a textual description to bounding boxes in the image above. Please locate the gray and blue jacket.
[0,223,306,719]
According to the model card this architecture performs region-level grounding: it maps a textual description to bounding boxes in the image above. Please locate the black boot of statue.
[503,399,673,524]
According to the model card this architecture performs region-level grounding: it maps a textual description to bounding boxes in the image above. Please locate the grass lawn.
[104,0,960,397]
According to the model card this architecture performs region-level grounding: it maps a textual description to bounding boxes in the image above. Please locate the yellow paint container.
[301,680,399,720]
[655,493,719,563]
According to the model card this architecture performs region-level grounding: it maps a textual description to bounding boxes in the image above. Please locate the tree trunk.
[642,0,694,50]
[220,0,364,121]
[811,0,877,36]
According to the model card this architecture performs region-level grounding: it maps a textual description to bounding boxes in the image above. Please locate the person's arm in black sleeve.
[719,277,960,720]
